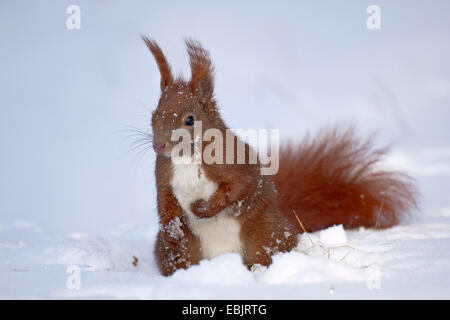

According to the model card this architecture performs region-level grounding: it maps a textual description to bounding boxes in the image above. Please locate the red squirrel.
[142,37,418,276]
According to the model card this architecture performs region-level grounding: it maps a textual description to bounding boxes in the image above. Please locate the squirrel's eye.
[185,115,195,126]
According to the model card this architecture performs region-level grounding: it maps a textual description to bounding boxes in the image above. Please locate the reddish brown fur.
[273,128,419,233]
[142,36,173,90]
[186,39,215,105]
[142,38,419,276]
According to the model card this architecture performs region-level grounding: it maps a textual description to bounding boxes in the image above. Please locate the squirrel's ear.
[142,36,173,91]
[186,39,215,105]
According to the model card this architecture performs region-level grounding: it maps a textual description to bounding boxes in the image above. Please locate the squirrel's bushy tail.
[273,127,419,233]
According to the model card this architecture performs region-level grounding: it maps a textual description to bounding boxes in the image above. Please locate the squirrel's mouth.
[154,144,166,155]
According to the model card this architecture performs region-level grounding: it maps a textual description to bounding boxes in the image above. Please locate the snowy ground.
[2,213,450,299]
[1,1,450,300]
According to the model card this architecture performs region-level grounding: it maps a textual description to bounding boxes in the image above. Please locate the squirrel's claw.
[162,232,181,250]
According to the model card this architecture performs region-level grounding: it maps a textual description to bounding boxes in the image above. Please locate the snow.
[319,225,347,247]
[1,215,450,299]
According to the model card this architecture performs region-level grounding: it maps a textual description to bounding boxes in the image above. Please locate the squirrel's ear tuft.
[185,38,215,105]
[142,36,173,91]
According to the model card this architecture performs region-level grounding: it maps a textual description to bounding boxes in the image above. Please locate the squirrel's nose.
[153,143,166,155]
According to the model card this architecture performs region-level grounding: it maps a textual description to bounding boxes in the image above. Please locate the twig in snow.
[292,209,315,246]
[375,202,384,229]
[339,251,352,262]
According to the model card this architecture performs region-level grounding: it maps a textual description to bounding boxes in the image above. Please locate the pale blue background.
[0,0,449,233]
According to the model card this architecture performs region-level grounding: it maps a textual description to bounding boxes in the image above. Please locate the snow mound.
[319,225,347,247]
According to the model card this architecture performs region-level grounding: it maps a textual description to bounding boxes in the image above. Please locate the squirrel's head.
[143,37,220,157]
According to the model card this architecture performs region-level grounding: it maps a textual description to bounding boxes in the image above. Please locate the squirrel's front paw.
[191,199,213,218]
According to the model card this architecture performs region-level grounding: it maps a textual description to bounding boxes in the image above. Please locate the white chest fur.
[170,158,242,260]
